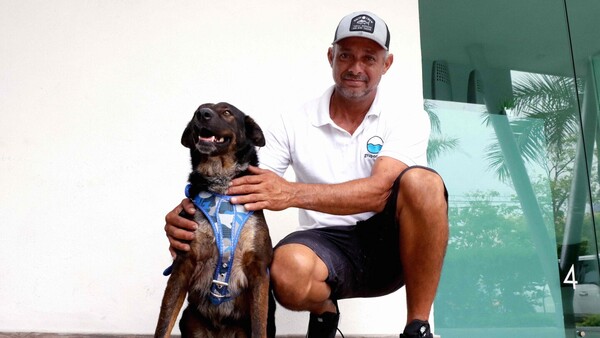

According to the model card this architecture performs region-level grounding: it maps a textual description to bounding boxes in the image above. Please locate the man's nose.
[348,61,364,75]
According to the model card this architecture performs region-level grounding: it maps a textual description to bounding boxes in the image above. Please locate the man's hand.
[228,166,294,211]
[164,165,291,258]
[164,198,197,257]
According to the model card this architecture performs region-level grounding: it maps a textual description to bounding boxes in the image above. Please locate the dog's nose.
[198,108,215,121]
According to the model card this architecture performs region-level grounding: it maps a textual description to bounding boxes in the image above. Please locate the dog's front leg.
[247,259,271,338]
[155,255,195,338]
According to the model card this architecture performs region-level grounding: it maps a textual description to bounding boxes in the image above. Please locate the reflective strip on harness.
[185,184,253,305]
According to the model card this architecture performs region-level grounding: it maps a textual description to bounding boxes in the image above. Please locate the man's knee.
[270,244,318,310]
[397,166,447,204]
[396,167,449,244]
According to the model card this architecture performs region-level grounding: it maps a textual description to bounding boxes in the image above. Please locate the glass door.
[418,1,600,337]
[563,1,600,336]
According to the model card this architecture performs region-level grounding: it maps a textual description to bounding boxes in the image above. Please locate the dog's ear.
[181,121,195,149]
[245,115,265,147]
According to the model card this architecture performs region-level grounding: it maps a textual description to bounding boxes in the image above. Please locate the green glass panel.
[419,0,600,337]
[428,102,565,338]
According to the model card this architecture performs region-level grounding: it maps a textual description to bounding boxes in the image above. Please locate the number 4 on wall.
[563,264,578,290]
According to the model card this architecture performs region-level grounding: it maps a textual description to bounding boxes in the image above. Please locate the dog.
[155,102,275,338]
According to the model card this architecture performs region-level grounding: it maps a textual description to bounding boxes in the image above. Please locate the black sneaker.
[306,300,340,338]
[400,319,433,338]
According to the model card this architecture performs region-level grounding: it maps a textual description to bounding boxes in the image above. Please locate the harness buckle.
[212,279,229,288]
[210,279,233,301]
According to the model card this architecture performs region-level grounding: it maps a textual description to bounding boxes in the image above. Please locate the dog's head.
[182,102,265,193]
[182,102,265,156]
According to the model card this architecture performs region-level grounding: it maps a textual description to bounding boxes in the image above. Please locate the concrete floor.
[0,334,403,338]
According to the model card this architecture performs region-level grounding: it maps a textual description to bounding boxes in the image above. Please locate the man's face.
[328,37,393,100]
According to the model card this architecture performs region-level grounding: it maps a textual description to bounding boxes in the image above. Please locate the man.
[165,11,448,338]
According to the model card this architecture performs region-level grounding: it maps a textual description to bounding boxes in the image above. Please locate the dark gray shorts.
[274,166,447,300]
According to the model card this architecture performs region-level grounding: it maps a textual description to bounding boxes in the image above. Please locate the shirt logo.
[350,15,375,34]
[366,136,384,158]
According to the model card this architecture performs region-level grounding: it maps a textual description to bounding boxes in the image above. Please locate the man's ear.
[244,115,265,147]
[382,53,394,75]
[327,46,334,67]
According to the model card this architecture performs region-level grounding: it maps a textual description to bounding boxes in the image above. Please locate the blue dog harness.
[185,184,254,305]
[162,185,254,304]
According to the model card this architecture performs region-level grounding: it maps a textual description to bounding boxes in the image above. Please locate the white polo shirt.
[259,85,430,230]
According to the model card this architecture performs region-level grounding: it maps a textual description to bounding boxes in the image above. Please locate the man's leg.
[270,244,339,337]
[396,167,449,327]
[270,243,337,314]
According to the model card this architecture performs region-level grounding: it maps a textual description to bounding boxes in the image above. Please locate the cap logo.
[350,15,375,34]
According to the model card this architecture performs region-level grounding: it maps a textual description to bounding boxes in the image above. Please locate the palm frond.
[484,73,579,182]
[484,118,548,183]
[424,100,442,134]
[428,136,460,164]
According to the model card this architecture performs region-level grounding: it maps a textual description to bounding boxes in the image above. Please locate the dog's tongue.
[199,135,216,143]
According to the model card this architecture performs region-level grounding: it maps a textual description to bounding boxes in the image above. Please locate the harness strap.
[185,185,254,305]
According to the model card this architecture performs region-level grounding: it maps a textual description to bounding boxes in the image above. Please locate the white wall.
[0,0,424,335]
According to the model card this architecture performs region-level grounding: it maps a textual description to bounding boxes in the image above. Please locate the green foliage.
[578,314,600,327]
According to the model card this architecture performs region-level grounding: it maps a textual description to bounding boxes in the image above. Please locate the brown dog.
[155,102,275,338]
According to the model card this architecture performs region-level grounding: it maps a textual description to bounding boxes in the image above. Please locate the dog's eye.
[222,110,232,116]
